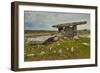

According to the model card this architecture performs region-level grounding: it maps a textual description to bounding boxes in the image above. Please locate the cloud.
[24,11,90,30]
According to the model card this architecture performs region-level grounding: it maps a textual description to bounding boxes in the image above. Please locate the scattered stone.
[60,39,64,42]
[53,50,56,53]
[86,35,90,38]
[82,43,89,46]
[40,51,45,55]
[27,54,35,57]
[73,36,79,40]
[66,48,69,51]
[58,49,63,54]
[54,37,58,41]
[71,47,75,52]
[63,37,68,39]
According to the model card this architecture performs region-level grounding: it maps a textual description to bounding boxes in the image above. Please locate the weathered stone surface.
[52,21,87,27]
[52,21,87,38]
[27,35,55,44]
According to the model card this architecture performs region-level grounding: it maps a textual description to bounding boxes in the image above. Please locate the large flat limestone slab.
[27,35,55,44]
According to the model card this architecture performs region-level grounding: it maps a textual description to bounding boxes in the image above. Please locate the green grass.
[24,37,90,61]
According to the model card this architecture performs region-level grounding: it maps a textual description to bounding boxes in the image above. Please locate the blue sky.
[24,11,90,30]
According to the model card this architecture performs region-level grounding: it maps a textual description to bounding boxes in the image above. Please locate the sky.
[24,11,90,31]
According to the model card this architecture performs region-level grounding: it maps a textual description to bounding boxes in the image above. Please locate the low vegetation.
[24,30,90,61]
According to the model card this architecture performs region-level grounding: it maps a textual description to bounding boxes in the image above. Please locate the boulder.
[73,36,79,40]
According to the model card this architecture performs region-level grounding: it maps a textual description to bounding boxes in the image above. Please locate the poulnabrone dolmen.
[52,21,87,38]
[27,21,87,44]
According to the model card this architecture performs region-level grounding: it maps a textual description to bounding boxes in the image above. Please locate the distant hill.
[25,30,58,33]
